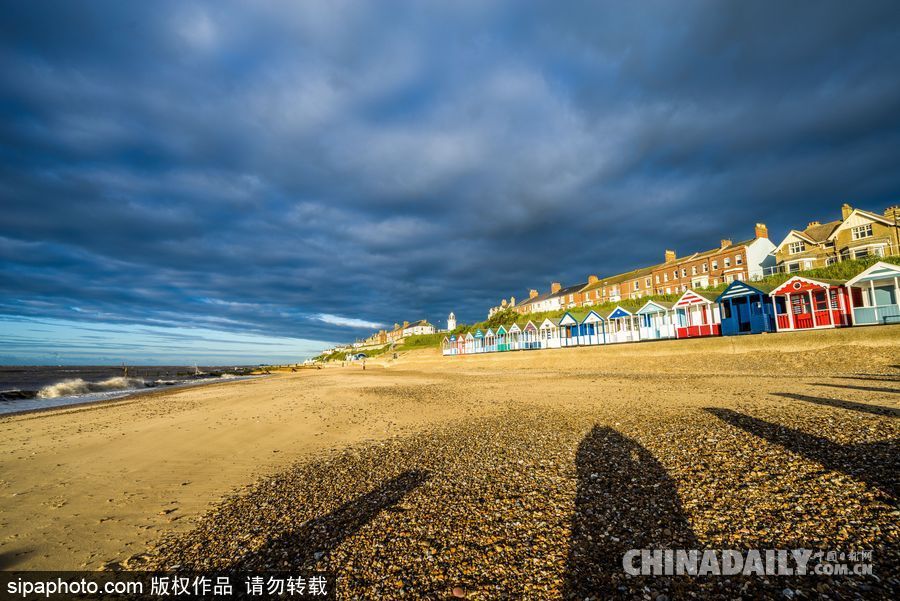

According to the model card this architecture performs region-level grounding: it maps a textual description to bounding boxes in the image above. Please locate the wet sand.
[1,326,898,597]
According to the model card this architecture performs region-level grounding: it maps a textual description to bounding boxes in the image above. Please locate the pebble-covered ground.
[145,329,900,599]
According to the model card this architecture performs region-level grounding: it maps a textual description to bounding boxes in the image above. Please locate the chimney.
[884,206,900,222]
[500,299,507,307]
[754,223,768,239]
[550,282,562,294]
[403,321,409,328]
[394,323,399,330]
[807,221,820,229]
[529,289,539,299]
[588,274,598,284]
[720,239,732,249]
[665,249,676,263]
[841,203,853,220]
[509,296,516,306]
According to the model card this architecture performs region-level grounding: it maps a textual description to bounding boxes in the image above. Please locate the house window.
[724,257,731,268]
[702,262,708,273]
[633,281,639,291]
[788,262,801,273]
[852,224,873,240]
[825,257,837,266]
[712,260,718,270]
[736,254,743,265]
[691,266,697,275]
[645,277,651,287]
[681,268,687,277]
[673,270,678,279]
[788,241,805,254]
[664,273,669,282]
[853,248,869,259]
[655,275,660,284]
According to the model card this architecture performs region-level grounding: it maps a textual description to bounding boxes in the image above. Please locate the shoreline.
[0,375,265,419]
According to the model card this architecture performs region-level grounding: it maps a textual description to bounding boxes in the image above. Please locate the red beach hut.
[769,276,851,331]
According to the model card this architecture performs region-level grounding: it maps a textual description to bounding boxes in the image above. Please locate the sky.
[2,1,900,364]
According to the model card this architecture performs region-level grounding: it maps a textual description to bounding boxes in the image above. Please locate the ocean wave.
[36,377,147,399]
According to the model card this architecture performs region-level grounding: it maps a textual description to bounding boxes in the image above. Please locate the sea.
[0,365,260,415]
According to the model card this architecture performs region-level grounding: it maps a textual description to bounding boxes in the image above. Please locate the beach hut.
[581,310,606,345]
[474,329,486,353]
[716,281,778,335]
[557,310,605,346]
[520,320,540,350]
[769,276,851,331]
[539,318,560,349]
[465,331,476,354]
[636,300,676,340]
[846,261,900,326]
[507,323,521,351]
[455,333,466,355]
[606,306,640,344]
[674,290,722,338]
[484,328,496,353]
[558,311,584,347]
[441,337,452,356]
[496,325,509,351]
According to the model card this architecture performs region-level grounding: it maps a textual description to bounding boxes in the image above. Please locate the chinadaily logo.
[623,549,874,577]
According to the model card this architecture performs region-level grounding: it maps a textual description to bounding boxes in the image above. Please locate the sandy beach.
[1,326,898,597]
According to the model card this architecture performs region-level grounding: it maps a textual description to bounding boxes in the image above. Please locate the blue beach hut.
[715,280,777,335]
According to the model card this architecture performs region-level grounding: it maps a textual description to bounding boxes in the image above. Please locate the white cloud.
[314,313,382,329]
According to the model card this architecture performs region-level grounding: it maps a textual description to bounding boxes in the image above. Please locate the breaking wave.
[36,377,147,399]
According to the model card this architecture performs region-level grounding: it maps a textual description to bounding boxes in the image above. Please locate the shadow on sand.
[773,392,899,417]
[706,408,898,501]
[814,382,900,395]
[563,426,698,599]
[229,470,428,571]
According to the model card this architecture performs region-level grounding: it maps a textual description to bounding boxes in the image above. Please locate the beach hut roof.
[770,275,846,296]
[519,320,538,331]
[495,324,507,334]
[715,280,779,302]
[608,305,634,319]
[558,310,590,326]
[675,289,719,307]
[507,322,521,333]
[636,300,675,314]
[846,261,900,287]
[539,317,560,327]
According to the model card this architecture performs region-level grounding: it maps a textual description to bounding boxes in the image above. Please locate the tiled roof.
[801,220,841,243]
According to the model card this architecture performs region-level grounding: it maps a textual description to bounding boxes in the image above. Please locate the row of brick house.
[445,259,900,356]
[489,203,900,317]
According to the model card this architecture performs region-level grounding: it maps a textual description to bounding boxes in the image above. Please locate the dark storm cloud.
[2,0,900,351]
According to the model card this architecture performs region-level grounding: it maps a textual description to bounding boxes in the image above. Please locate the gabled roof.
[775,220,841,251]
[539,317,561,327]
[846,261,900,286]
[715,280,779,302]
[827,208,895,241]
[675,289,719,306]
[518,320,538,331]
[770,275,847,296]
[636,300,675,314]
[507,323,521,332]
[608,306,634,319]
[559,310,591,325]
